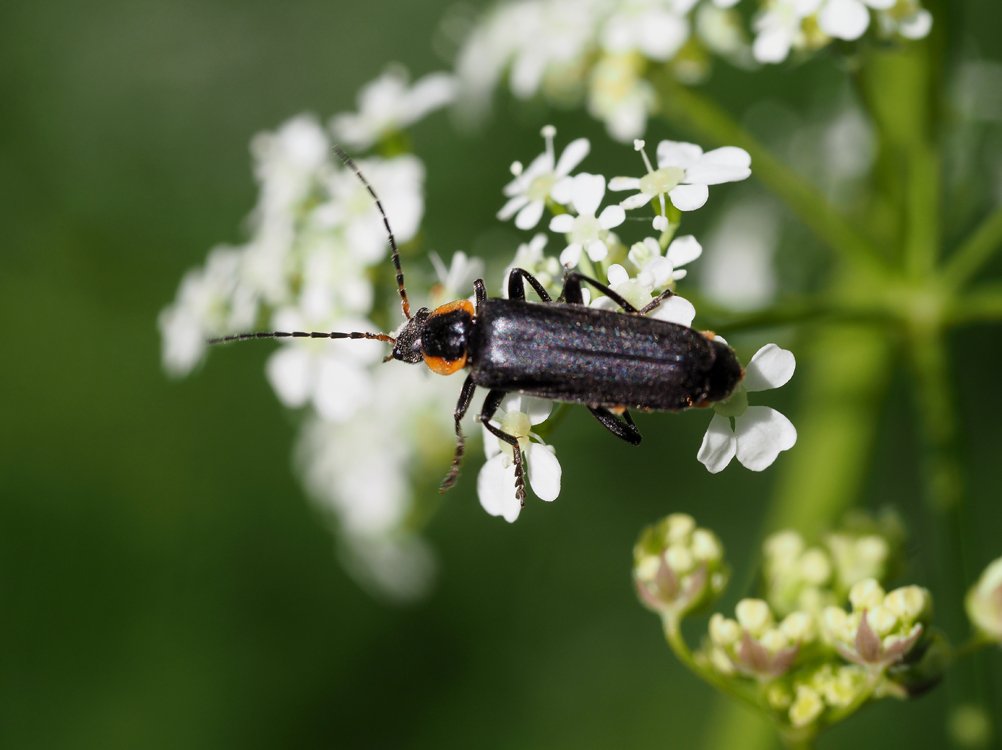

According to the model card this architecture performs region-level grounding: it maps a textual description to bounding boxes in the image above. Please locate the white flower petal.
[744,343,796,392]
[526,442,561,502]
[657,140,703,169]
[521,396,555,425]
[266,347,312,408]
[551,177,575,205]
[734,406,797,471]
[585,239,609,262]
[607,264,629,286]
[515,199,546,230]
[898,9,932,39]
[753,26,794,64]
[609,176,641,192]
[549,214,576,234]
[684,147,752,185]
[498,194,529,221]
[669,183,709,211]
[598,204,626,229]
[698,413,737,473]
[555,137,591,177]
[818,0,870,40]
[665,235,703,267]
[621,192,653,210]
[572,173,606,216]
[477,454,522,522]
[650,294,696,326]
[560,243,583,267]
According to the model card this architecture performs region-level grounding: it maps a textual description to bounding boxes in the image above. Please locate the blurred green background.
[2,0,1000,748]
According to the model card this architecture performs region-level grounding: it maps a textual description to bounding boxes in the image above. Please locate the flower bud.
[634,514,728,621]
[965,556,1002,642]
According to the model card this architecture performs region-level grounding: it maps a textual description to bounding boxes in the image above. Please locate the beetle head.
[705,340,744,403]
[391,308,431,364]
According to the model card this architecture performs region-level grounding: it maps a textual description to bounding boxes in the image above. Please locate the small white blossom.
[315,155,425,263]
[330,66,456,150]
[601,0,691,62]
[549,173,626,266]
[503,233,564,299]
[478,395,562,523]
[698,343,797,473]
[158,247,258,376]
[429,251,485,307]
[611,139,751,228]
[587,52,657,142]
[752,0,824,64]
[498,126,591,230]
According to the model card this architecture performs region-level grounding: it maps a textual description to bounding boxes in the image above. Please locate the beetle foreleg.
[506,268,553,302]
[440,375,478,495]
[559,271,639,313]
[479,389,527,506]
[588,407,643,445]
[474,278,487,311]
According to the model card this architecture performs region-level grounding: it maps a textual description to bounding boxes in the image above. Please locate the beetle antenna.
[207,330,395,345]
[333,145,412,320]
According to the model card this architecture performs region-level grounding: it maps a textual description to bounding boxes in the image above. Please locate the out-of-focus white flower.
[330,66,456,150]
[752,0,824,64]
[477,395,561,522]
[498,126,590,230]
[429,251,485,307]
[966,556,1002,643]
[699,199,778,311]
[265,306,384,423]
[611,139,751,227]
[314,155,425,263]
[549,172,626,266]
[818,0,932,42]
[587,53,656,142]
[601,0,690,61]
[698,343,797,472]
[251,115,329,224]
[503,233,565,299]
[158,247,258,376]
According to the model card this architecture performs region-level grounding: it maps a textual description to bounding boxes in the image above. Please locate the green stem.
[653,76,888,278]
[945,282,1002,325]
[941,207,1002,291]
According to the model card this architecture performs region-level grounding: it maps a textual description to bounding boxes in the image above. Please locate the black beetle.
[212,148,744,503]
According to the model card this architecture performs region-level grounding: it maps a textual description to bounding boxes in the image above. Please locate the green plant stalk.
[942,207,1002,291]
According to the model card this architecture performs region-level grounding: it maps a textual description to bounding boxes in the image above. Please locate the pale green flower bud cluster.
[637,514,944,741]
[633,513,728,623]
[762,519,899,617]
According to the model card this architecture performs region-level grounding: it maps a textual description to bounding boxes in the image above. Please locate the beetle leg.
[440,374,478,494]
[588,407,643,445]
[637,288,675,316]
[474,278,487,311]
[507,268,553,302]
[479,389,527,506]
[560,271,640,313]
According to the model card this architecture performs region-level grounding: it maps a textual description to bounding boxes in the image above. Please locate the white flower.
[628,234,703,287]
[502,233,564,299]
[752,0,823,64]
[330,66,456,150]
[314,155,425,264]
[610,139,751,228]
[429,251,485,307]
[966,556,1002,642]
[549,173,626,266]
[601,0,691,62]
[265,305,383,423]
[478,395,562,523]
[498,126,590,230]
[587,53,657,142]
[158,246,258,376]
[817,0,893,40]
[698,343,798,472]
[592,263,699,325]
[699,199,778,312]
[874,0,933,39]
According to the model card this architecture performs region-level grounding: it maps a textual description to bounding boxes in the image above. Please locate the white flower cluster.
[487,126,795,521]
[159,68,457,600]
[455,0,932,139]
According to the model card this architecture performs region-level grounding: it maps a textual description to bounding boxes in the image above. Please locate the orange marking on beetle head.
[423,352,468,376]
[701,330,717,340]
[430,299,475,319]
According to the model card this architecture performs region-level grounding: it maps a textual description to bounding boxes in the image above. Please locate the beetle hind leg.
[440,375,477,494]
[588,407,643,445]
